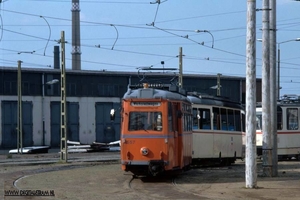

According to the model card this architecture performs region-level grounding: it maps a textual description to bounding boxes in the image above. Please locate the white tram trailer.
[188,92,245,166]
[256,95,300,160]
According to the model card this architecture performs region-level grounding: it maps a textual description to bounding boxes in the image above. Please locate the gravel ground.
[1,153,300,200]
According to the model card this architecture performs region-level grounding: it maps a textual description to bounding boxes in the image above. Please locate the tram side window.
[234,110,242,131]
[227,109,235,131]
[188,105,193,131]
[287,108,298,130]
[277,107,282,130]
[172,103,178,132]
[221,108,228,130]
[213,107,221,130]
[242,111,246,132]
[183,106,193,132]
[184,114,187,131]
[189,113,193,131]
[200,108,211,130]
[192,108,198,130]
[256,112,262,130]
[185,113,192,132]
[168,102,173,132]
[192,108,211,130]
[183,103,191,132]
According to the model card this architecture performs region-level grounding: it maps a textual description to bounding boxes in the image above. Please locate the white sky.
[0,0,300,95]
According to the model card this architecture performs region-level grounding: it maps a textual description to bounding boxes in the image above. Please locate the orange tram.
[119,83,245,176]
[120,83,193,176]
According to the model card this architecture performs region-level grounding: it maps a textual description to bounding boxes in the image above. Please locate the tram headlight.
[140,147,149,156]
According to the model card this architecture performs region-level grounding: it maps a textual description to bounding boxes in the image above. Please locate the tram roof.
[187,92,244,109]
[257,94,300,107]
[123,84,190,103]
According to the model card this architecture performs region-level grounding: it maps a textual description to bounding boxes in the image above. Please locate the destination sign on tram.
[131,102,161,106]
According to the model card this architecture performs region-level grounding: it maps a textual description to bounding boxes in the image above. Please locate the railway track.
[127,174,202,199]
[126,163,249,199]
[2,160,300,200]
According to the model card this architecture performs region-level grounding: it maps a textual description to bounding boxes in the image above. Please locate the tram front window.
[129,112,162,131]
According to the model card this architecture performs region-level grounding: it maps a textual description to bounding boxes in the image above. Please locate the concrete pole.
[277,46,280,100]
[245,0,257,188]
[179,47,183,88]
[217,73,221,96]
[60,31,68,162]
[262,0,272,177]
[269,0,278,177]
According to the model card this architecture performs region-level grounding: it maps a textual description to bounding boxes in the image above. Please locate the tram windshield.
[128,112,162,131]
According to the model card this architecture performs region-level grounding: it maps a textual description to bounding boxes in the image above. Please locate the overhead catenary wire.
[0,7,284,43]
[1,27,299,74]
[0,2,299,77]
[0,15,251,67]
[1,21,299,73]
[22,0,149,4]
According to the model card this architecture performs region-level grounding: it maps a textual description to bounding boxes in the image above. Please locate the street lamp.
[42,76,59,146]
[277,38,300,99]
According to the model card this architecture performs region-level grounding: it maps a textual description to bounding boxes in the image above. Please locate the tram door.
[171,102,181,168]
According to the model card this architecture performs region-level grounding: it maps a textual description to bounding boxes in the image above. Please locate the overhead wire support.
[152,25,214,48]
[148,0,167,26]
[40,16,51,56]
[150,0,160,26]
[110,24,119,50]
[195,29,215,48]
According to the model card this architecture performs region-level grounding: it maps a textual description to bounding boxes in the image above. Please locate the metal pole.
[269,0,278,177]
[179,47,183,88]
[217,73,221,96]
[42,73,45,146]
[245,0,257,188]
[277,38,300,100]
[17,62,20,154]
[60,31,68,162]
[262,0,272,177]
[277,45,280,100]
[17,60,23,154]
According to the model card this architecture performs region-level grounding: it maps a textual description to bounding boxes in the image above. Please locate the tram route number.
[126,140,135,144]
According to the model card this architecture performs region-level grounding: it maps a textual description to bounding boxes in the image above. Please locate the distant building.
[0,67,262,148]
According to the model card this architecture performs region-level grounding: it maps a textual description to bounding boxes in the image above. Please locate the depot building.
[0,66,262,149]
